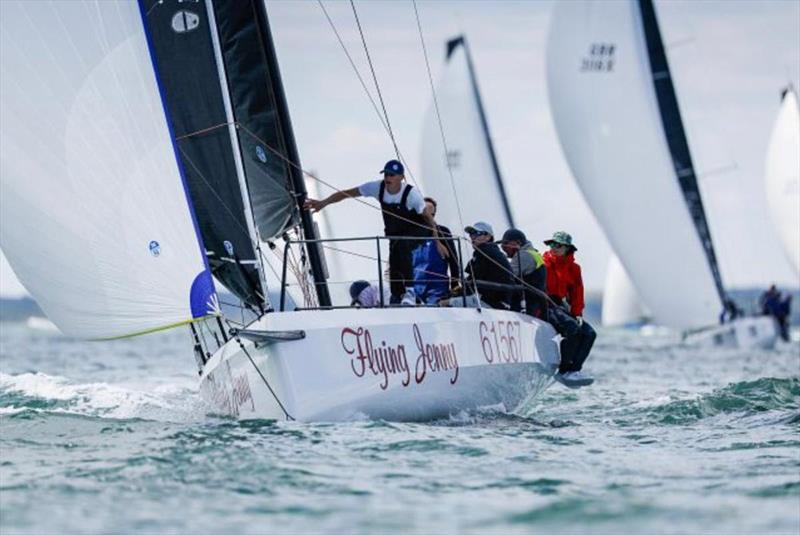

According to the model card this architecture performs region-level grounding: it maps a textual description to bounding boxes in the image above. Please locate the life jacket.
[379,182,429,238]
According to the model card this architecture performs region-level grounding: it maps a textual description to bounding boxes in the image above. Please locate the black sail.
[212,0,331,307]
[140,0,264,308]
[637,0,727,303]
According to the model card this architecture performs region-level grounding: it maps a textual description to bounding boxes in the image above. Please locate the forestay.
[0,1,217,339]
[546,0,724,329]
[602,254,648,327]
[765,87,800,275]
[419,36,515,233]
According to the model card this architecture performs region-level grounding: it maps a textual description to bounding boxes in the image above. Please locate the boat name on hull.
[341,323,459,389]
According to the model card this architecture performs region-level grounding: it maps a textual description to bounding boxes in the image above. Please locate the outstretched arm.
[303,187,361,213]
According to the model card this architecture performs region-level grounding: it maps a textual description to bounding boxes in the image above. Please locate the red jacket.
[543,251,585,317]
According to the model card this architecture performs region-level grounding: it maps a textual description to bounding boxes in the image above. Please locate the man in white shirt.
[304,159,448,304]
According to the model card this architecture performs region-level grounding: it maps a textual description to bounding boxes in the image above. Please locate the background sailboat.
[602,254,649,328]
[546,0,776,347]
[765,86,800,276]
[419,36,515,235]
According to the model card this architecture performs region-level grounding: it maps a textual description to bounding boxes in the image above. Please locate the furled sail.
[546,0,724,329]
[602,254,649,327]
[0,1,217,339]
[419,36,515,234]
[765,87,800,275]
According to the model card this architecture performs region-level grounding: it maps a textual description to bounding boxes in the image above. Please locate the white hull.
[199,307,560,422]
[684,316,778,350]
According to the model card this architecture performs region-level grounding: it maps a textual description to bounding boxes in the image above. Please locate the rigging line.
[348,0,399,160]
[234,125,557,301]
[412,0,478,304]
[237,124,436,237]
[316,0,419,188]
[227,321,295,421]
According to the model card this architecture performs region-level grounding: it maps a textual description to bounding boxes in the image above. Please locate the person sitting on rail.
[304,159,448,306]
[500,228,547,318]
[542,231,596,387]
[411,197,461,305]
[444,222,513,310]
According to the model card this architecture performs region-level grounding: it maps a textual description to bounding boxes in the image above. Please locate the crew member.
[500,228,547,318]
[304,160,448,304]
[462,222,513,310]
[543,231,596,387]
[412,197,460,304]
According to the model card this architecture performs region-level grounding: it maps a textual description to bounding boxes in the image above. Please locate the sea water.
[0,322,798,534]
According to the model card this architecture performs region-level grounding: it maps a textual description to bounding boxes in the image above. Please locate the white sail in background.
[419,37,514,235]
[0,1,217,339]
[546,0,723,329]
[602,254,648,327]
[765,87,800,275]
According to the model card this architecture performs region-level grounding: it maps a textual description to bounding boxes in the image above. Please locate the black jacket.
[465,241,513,309]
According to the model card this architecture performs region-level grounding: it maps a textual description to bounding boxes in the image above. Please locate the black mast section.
[447,36,516,228]
[637,0,726,303]
[247,1,331,307]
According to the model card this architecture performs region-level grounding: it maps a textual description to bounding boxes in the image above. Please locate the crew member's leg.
[388,240,411,303]
[546,306,580,373]
[568,320,596,372]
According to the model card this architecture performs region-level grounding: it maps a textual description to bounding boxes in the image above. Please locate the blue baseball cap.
[380,159,404,176]
[465,221,494,237]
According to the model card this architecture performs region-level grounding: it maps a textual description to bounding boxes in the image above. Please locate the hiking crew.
[543,231,596,387]
[500,228,547,318]
[303,159,448,304]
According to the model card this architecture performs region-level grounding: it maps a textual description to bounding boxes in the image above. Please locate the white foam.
[0,372,209,423]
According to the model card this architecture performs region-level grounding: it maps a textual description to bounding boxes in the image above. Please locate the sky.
[1,0,798,298]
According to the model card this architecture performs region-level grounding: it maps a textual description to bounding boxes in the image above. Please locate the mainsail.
[765,87,800,275]
[419,35,515,233]
[0,1,217,339]
[546,0,725,329]
[602,254,648,327]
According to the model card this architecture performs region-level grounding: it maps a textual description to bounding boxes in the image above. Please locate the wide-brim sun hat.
[544,230,577,251]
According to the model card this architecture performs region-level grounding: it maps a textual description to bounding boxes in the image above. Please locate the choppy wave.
[0,372,207,423]
[637,377,800,425]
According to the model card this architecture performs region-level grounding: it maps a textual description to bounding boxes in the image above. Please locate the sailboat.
[765,86,800,276]
[0,1,560,421]
[546,0,777,348]
[602,254,649,328]
[419,36,515,233]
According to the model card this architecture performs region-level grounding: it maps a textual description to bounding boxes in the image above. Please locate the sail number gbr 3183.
[479,320,522,363]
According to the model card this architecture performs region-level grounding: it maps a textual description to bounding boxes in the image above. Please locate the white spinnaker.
[419,39,512,235]
[546,0,722,329]
[0,1,217,339]
[602,253,648,327]
[765,88,800,275]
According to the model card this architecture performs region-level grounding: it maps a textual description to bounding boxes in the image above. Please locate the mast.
[637,0,726,303]
[448,36,515,228]
[253,1,332,307]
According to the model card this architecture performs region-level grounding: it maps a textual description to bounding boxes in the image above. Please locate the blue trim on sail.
[136,0,217,308]
[190,270,217,318]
